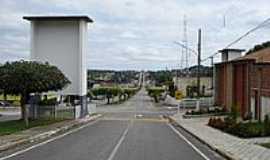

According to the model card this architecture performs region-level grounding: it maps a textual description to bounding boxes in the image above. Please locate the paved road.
[0,109,20,122]
[1,89,225,160]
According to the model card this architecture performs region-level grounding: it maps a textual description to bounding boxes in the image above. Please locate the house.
[173,76,212,97]
[214,47,270,121]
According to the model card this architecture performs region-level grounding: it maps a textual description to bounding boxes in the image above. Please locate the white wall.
[174,77,212,96]
[31,20,87,96]
[261,96,270,120]
[250,97,255,119]
[221,50,242,62]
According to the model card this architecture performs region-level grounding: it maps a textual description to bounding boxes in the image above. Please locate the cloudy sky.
[1,0,270,70]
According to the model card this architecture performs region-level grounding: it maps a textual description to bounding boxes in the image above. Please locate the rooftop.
[23,15,93,23]
[219,48,245,53]
[234,47,270,63]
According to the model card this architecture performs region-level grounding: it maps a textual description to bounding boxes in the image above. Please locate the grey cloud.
[1,0,270,70]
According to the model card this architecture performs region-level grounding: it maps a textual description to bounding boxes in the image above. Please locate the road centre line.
[107,121,131,160]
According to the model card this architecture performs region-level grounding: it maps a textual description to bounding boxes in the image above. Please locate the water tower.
[24,16,93,117]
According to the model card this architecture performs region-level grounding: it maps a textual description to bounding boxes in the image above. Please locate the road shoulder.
[169,113,270,160]
[0,114,102,153]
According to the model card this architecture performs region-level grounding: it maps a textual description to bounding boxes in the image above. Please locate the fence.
[29,105,75,119]
[179,97,214,109]
[29,103,97,120]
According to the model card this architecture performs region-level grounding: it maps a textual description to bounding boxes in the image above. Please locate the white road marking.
[135,114,143,118]
[0,119,100,160]
[167,123,211,160]
[107,122,130,160]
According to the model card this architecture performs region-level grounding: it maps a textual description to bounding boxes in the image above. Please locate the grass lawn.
[0,119,64,136]
[260,143,270,149]
[0,94,20,101]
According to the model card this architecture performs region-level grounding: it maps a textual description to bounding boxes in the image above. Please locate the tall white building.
[24,16,93,117]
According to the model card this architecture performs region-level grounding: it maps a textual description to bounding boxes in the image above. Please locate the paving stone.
[171,113,270,160]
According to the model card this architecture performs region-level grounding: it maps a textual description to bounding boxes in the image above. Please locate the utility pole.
[210,56,214,89]
[197,29,201,98]
[182,15,188,70]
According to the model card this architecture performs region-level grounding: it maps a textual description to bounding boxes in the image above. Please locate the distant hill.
[87,69,140,84]
[172,65,213,77]
[147,65,213,86]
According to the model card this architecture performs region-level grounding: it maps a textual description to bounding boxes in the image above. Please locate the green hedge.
[39,98,58,106]
[146,87,165,103]
[208,116,270,138]
[88,87,139,104]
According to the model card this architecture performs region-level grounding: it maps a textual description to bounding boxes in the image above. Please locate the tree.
[0,61,70,126]
[146,87,165,103]
[165,81,176,97]
[246,41,270,55]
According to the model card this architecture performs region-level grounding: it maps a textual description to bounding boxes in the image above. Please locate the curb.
[167,116,240,160]
[0,114,102,152]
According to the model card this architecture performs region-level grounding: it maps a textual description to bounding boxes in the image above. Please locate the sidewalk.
[170,113,270,160]
[162,95,179,106]
[0,114,101,151]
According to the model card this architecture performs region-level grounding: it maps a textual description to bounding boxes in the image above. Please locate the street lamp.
[173,41,198,55]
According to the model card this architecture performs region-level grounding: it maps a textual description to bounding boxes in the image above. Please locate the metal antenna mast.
[182,15,188,73]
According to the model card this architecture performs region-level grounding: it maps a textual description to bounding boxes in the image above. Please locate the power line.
[201,17,270,62]
[173,41,198,56]
[224,17,270,49]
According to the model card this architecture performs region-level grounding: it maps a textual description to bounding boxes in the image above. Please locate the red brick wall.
[216,61,270,119]
[233,63,249,118]
[250,64,270,97]
[215,64,226,108]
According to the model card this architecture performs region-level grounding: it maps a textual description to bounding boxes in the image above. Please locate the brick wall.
[233,62,249,118]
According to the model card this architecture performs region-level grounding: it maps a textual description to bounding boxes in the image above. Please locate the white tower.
[24,16,93,117]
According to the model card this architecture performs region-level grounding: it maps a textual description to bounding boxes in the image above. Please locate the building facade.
[174,76,212,97]
[215,48,270,121]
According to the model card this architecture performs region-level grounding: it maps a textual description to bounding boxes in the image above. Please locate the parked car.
[0,101,11,107]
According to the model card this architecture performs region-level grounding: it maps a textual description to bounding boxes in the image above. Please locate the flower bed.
[185,107,227,116]
[208,116,270,138]
[260,143,270,149]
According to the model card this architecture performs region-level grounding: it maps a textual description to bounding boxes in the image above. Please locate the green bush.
[230,105,240,121]
[88,87,139,104]
[208,116,270,138]
[39,98,58,106]
[146,87,165,103]
[123,88,138,97]
[264,115,270,135]
[186,107,227,115]
[208,117,226,130]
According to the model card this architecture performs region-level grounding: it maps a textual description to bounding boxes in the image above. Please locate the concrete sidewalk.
[0,114,101,151]
[170,113,270,160]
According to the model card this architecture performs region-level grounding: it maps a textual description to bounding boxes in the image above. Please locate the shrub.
[88,87,139,104]
[39,98,58,106]
[230,105,240,121]
[209,115,270,138]
[209,117,226,130]
[264,115,269,124]
[146,87,165,103]
[264,115,270,135]
[208,117,213,126]
[186,107,227,116]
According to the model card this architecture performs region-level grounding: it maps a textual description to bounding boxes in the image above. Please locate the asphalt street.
[0,110,20,122]
[0,89,225,160]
